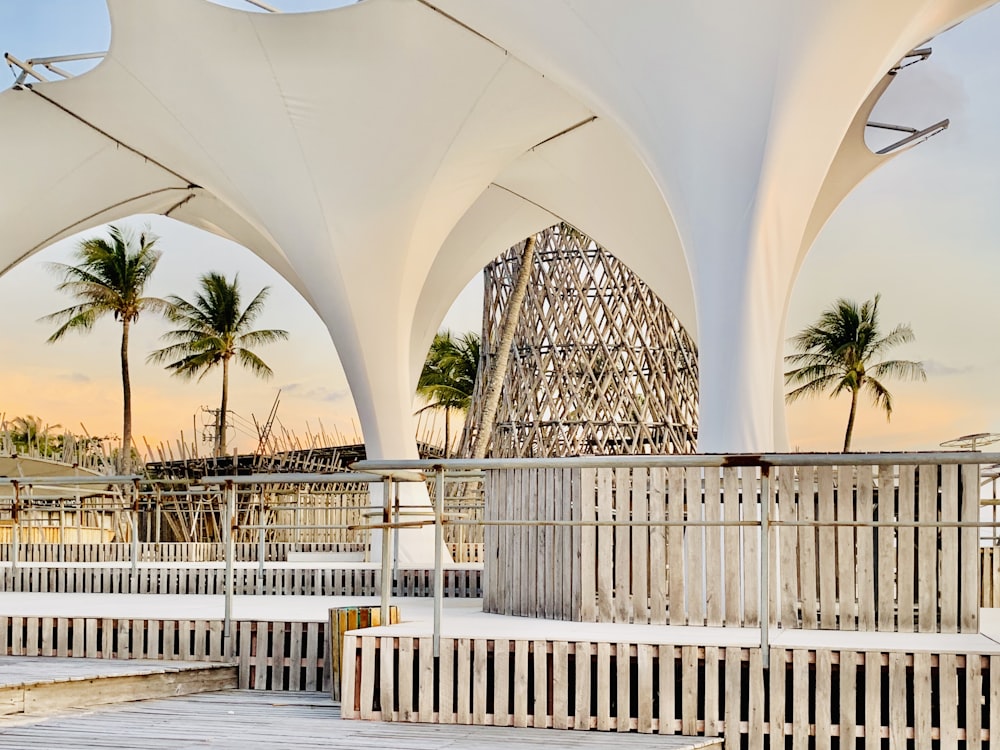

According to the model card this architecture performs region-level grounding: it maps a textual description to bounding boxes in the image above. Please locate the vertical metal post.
[433,467,445,658]
[380,476,394,626]
[10,482,20,573]
[257,489,266,579]
[224,480,236,659]
[130,480,140,583]
[759,466,770,669]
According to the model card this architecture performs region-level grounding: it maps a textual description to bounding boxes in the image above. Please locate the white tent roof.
[0,0,993,457]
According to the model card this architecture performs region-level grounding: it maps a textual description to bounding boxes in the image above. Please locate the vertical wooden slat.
[525,470,538,618]
[798,466,818,629]
[541,468,552,620]
[940,465,959,633]
[917,464,938,633]
[681,646,698,736]
[898,465,916,633]
[990,655,1000,750]
[418,637,433,723]
[457,637,472,724]
[398,637,414,722]
[637,643,654,733]
[533,640,547,728]
[596,641,612,731]
[778,466,799,627]
[723,648,741,750]
[856,468,875,630]
[741,469,759,628]
[968,653,983,750]
[865,652,882,750]
[940,652,958,750]
[472,638,490,725]
[817,466,837,629]
[747,648,764,750]
[836,465,857,630]
[913,651,932,750]
[438,637,453,724]
[567,467,580,622]
[962,464,981,633]
[552,641,569,730]
[616,643,631,732]
[723,468,741,626]
[574,642,592,731]
[377,635,395,720]
[614,468,632,623]
[686,468,705,625]
[878,466,896,631]
[632,469,649,624]
[494,638,510,727]
[359,636,376,720]
[597,469,614,623]
[667,468,686,625]
[513,640,529,728]
[769,648,786,747]
[815,649,832,750]
[580,469,596,623]
[704,646,719,736]
[339,634,357,719]
[658,644,676,735]
[792,650,809,750]
[840,650,857,746]
[704,470,723,627]
[649,468,668,625]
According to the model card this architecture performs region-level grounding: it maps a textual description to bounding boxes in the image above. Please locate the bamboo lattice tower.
[461,224,698,457]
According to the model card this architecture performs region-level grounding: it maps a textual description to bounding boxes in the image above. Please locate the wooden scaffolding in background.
[462,224,699,457]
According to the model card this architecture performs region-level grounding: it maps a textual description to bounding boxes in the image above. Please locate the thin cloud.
[281,382,348,403]
[922,359,974,377]
[56,372,91,384]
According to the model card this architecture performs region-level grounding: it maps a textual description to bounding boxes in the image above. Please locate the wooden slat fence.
[343,635,999,745]
[484,463,981,632]
[0,542,364,563]
[0,615,329,691]
[0,565,481,597]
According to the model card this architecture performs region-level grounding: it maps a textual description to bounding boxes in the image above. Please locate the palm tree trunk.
[444,406,451,459]
[471,234,537,459]
[120,319,132,473]
[219,357,230,457]
[843,387,860,452]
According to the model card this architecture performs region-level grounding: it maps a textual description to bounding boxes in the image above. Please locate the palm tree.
[148,272,288,456]
[3,415,61,457]
[43,224,167,471]
[417,330,480,457]
[471,233,537,458]
[785,293,926,452]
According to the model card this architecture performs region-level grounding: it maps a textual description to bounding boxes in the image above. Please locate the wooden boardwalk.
[0,691,721,749]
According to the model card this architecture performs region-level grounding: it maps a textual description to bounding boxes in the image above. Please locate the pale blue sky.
[1,1,999,454]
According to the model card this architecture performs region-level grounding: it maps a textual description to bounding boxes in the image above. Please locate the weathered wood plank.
[797,467,818,630]
[897,465,916,633]
[817,466,837,629]
[778,466,798,627]
[913,651,932,750]
[597,470,614,623]
[632,469,649,624]
[917,465,937,633]
[704,470,723,627]
[667,468,685,625]
[686,468,705,626]
[579,469,596,623]
[856,468,875,630]
[658,644,675,735]
[574,641,592,731]
[865,651,882,750]
[614,468,632,623]
[650,468,668,625]
[940,465,959,633]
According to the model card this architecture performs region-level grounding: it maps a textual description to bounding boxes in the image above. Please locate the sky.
[1,1,1000,456]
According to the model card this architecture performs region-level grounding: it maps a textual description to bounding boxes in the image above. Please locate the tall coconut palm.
[43,224,167,472]
[785,293,926,452]
[417,330,480,457]
[148,272,288,456]
[471,233,537,458]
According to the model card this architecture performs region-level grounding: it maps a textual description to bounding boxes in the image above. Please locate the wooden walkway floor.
[0,691,721,749]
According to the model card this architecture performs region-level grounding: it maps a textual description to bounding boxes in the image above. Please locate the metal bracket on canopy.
[866,46,948,155]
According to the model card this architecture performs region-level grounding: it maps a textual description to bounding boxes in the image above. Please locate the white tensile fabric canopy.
[0,0,992,462]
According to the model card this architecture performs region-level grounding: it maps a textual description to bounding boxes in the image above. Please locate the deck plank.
[0,690,721,749]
